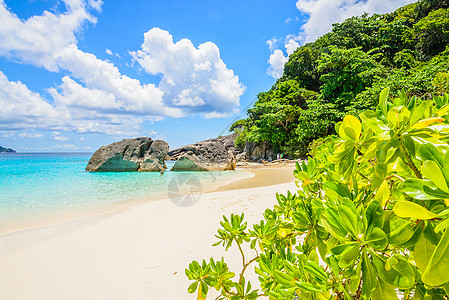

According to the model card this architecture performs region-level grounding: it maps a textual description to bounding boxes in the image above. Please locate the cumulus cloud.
[0,71,144,135]
[267,50,289,79]
[267,39,299,79]
[130,28,245,117]
[50,44,180,117]
[285,39,300,56]
[0,0,99,71]
[0,71,61,130]
[296,0,415,43]
[0,2,245,136]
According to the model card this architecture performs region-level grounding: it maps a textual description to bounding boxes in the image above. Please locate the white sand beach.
[0,167,297,299]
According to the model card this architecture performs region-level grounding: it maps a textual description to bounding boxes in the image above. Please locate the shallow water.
[0,153,250,233]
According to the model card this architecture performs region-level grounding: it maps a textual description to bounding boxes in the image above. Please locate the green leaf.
[379,87,390,117]
[422,228,449,286]
[295,281,322,292]
[387,106,410,130]
[422,160,449,193]
[338,205,358,237]
[409,100,433,125]
[372,278,398,300]
[373,254,415,289]
[342,115,361,141]
[414,232,436,272]
[435,218,449,233]
[274,270,293,286]
[366,200,384,230]
[392,201,438,220]
[374,180,390,206]
[361,251,377,299]
[387,215,415,245]
[366,227,388,250]
[403,179,449,200]
[372,163,388,190]
[188,281,198,294]
[323,208,349,239]
[418,143,444,168]
[338,243,361,269]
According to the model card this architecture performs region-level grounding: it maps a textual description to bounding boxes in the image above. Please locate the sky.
[0,0,414,152]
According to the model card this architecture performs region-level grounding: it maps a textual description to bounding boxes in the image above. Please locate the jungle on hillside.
[232,0,449,157]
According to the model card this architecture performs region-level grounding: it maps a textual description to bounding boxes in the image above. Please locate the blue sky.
[0,0,413,152]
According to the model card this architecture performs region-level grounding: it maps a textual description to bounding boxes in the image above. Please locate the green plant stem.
[400,142,422,179]
[357,171,370,182]
[236,241,260,284]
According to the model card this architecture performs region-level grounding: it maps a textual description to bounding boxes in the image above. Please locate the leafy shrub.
[186,89,449,299]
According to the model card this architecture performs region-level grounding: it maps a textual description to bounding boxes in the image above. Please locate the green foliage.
[433,71,449,94]
[232,1,449,158]
[187,89,449,299]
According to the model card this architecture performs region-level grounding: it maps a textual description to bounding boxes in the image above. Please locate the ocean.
[0,153,251,233]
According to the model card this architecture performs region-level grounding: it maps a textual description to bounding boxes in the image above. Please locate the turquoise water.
[0,153,249,233]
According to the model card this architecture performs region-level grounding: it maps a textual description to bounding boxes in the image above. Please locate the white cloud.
[130,28,245,117]
[0,3,245,137]
[51,44,181,117]
[267,38,299,79]
[285,39,300,56]
[52,131,69,141]
[0,0,98,71]
[0,71,61,130]
[296,0,415,43]
[266,38,278,52]
[267,50,289,79]
[0,71,144,135]
[18,132,43,138]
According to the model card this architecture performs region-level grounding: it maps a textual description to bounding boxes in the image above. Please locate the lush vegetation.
[232,0,449,157]
[186,89,449,299]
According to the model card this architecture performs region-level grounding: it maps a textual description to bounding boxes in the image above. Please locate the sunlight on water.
[0,153,251,233]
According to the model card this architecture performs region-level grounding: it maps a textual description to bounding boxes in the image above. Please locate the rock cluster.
[169,140,236,171]
[86,137,168,172]
[243,141,277,162]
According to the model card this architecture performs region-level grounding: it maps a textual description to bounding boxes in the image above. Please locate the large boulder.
[170,140,236,171]
[86,137,169,172]
[244,141,276,162]
[168,134,238,161]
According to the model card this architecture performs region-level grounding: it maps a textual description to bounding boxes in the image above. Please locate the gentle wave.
[0,153,251,233]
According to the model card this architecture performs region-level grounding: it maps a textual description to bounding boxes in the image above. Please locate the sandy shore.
[0,166,297,299]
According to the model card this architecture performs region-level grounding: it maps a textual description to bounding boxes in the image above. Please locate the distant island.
[0,146,16,153]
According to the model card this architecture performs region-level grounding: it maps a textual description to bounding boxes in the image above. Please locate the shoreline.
[0,168,298,299]
[0,165,295,237]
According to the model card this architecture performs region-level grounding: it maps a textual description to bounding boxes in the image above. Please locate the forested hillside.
[232,0,449,157]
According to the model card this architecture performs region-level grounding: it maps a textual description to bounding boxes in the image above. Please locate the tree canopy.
[232,0,449,157]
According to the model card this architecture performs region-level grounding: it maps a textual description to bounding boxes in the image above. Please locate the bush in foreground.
[186,88,449,299]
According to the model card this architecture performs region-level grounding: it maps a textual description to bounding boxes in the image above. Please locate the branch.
[400,142,422,178]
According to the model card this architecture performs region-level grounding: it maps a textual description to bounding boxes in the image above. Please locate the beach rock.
[244,141,276,162]
[170,140,236,171]
[86,137,169,172]
[168,134,238,161]
[236,152,246,162]
[140,140,170,171]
